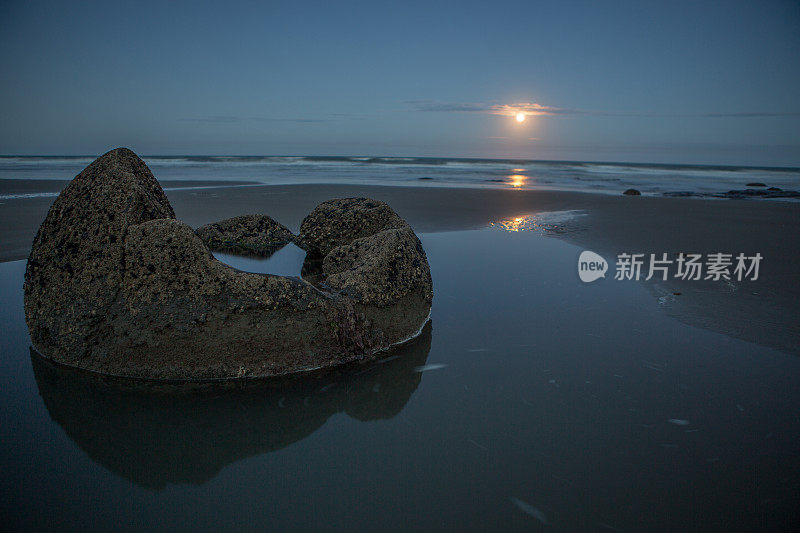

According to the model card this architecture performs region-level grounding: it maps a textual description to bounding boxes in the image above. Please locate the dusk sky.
[1,0,799,165]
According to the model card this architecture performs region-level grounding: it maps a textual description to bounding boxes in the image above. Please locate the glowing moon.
[515,113,526,123]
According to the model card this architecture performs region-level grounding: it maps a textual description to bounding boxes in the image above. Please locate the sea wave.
[1,156,798,198]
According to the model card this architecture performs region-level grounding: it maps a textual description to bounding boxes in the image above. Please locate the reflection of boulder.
[31,323,432,490]
[24,148,432,379]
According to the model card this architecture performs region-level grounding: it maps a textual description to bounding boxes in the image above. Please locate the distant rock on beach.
[623,188,641,195]
[24,148,433,380]
[721,187,800,199]
[663,188,800,199]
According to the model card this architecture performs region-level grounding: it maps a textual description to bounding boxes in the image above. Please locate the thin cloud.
[326,112,371,120]
[490,103,577,116]
[700,111,800,118]
[409,101,493,113]
[180,115,241,123]
[408,100,572,116]
[180,115,330,124]
[589,111,800,118]
[407,100,800,119]
[252,117,328,123]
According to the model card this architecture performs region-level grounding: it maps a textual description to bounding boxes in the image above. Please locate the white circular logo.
[578,251,608,282]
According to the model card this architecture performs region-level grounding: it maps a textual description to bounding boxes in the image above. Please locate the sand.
[2,180,798,354]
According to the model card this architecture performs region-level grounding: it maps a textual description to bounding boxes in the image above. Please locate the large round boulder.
[24,148,175,362]
[24,148,432,380]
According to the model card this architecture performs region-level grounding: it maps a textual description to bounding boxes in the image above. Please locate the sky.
[1,0,799,165]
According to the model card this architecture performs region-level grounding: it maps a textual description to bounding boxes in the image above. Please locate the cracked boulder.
[298,197,411,258]
[24,148,432,380]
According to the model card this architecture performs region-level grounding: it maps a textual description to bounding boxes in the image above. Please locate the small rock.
[745,182,766,187]
[298,197,410,258]
[196,214,294,255]
[623,188,641,196]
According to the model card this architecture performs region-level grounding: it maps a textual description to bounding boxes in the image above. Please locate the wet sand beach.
[2,181,798,354]
[2,179,800,530]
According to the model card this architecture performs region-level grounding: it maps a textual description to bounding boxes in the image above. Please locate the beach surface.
[3,180,800,530]
[2,181,798,354]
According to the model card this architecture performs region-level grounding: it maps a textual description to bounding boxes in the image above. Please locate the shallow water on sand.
[212,243,307,277]
[2,227,799,531]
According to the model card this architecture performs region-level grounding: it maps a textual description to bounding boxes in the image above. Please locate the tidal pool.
[1,226,798,530]
[212,242,307,277]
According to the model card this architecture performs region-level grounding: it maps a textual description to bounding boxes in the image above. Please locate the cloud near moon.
[407,100,800,119]
[408,100,569,116]
[492,103,571,117]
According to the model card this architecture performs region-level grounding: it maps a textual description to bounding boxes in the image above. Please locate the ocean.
[2,155,799,200]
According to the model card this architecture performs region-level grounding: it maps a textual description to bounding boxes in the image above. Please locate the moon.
[515,113,526,123]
